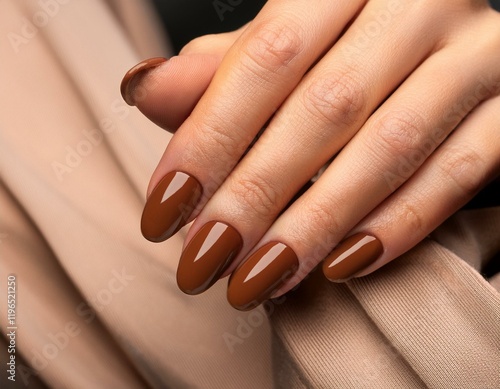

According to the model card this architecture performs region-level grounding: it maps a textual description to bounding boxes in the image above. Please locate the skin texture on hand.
[121,0,500,310]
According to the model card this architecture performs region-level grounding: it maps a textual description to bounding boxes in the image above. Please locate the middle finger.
[141,0,364,243]
[177,0,442,295]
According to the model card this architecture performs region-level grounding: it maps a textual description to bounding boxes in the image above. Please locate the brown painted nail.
[141,171,202,242]
[322,233,383,282]
[227,242,299,311]
[177,222,243,295]
[120,57,167,106]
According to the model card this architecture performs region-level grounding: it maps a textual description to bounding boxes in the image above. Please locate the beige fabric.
[271,233,500,388]
[0,1,498,388]
[0,1,272,388]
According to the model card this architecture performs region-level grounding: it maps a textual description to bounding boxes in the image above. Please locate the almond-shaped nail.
[177,222,243,295]
[141,171,202,242]
[227,242,299,311]
[120,57,167,106]
[322,233,383,282]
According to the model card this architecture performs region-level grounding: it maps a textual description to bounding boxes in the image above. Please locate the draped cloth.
[0,1,498,388]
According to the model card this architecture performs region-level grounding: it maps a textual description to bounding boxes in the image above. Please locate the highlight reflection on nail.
[227,242,299,311]
[177,222,242,295]
[141,171,202,242]
[323,233,383,282]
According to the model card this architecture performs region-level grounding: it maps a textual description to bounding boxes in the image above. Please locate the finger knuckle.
[302,72,366,128]
[302,194,343,239]
[229,172,282,222]
[241,20,304,76]
[396,197,427,236]
[187,116,242,167]
[436,145,487,198]
[371,110,426,159]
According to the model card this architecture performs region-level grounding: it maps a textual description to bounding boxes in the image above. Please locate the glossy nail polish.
[177,222,243,295]
[141,171,202,242]
[120,57,167,106]
[322,233,383,282]
[227,242,299,311]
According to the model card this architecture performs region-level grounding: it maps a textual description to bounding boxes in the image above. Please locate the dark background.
[153,0,267,53]
[153,0,500,53]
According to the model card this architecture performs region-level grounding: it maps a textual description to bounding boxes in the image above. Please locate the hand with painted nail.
[122,1,500,311]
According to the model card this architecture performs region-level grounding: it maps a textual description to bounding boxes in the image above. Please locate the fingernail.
[141,171,202,242]
[227,242,299,311]
[120,57,167,106]
[177,222,243,295]
[322,233,383,282]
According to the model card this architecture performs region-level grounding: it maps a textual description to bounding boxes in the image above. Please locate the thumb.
[120,27,246,132]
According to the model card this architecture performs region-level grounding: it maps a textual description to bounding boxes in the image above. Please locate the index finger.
[140,0,365,242]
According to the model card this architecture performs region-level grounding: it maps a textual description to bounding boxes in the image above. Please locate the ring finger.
[226,27,500,309]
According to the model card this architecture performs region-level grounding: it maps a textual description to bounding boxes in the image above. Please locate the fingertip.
[322,233,384,282]
[120,57,168,106]
[125,54,221,133]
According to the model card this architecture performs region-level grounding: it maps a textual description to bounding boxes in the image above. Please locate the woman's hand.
[122,0,500,310]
